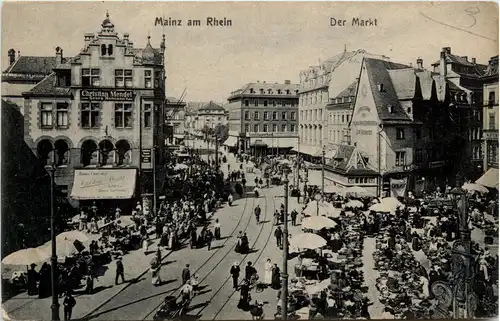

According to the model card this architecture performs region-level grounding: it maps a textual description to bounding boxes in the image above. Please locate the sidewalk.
[3,230,172,320]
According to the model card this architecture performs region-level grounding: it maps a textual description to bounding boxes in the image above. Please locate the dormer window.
[286,90,290,95]
[295,90,299,94]
[268,89,272,94]
[337,98,342,103]
[260,88,264,94]
[277,89,282,94]
[250,88,255,93]
[388,104,394,113]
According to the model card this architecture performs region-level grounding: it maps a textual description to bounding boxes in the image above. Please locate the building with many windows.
[196,101,227,130]
[226,81,299,156]
[164,96,186,145]
[21,13,167,211]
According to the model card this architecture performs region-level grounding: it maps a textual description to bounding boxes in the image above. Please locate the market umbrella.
[2,248,49,266]
[343,186,372,197]
[462,183,489,194]
[56,230,91,244]
[380,197,405,209]
[174,163,189,171]
[290,233,327,250]
[369,202,399,214]
[345,200,364,209]
[302,216,337,230]
[39,238,81,258]
[306,279,331,295]
[261,163,271,171]
[303,200,337,217]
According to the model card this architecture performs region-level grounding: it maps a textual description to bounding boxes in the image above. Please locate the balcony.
[483,130,498,141]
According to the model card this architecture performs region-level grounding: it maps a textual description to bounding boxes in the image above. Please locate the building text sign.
[80,89,135,101]
[70,169,137,200]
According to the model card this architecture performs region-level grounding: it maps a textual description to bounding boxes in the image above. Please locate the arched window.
[54,140,70,166]
[107,44,113,55]
[81,140,98,166]
[98,140,114,166]
[37,139,54,166]
[116,140,132,166]
[101,44,107,56]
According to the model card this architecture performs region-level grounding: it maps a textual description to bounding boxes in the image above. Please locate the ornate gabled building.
[21,12,167,212]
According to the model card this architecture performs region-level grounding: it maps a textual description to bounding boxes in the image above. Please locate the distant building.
[21,12,167,212]
[2,50,55,110]
[164,96,186,145]
[478,55,499,188]
[226,80,299,156]
[197,101,227,130]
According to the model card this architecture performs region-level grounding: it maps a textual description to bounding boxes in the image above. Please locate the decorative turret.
[101,11,115,33]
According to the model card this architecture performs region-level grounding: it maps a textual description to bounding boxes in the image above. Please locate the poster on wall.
[390,178,408,198]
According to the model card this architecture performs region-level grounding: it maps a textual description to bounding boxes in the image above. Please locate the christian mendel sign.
[80,89,135,101]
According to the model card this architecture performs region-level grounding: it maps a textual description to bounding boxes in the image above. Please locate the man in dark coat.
[230,262,240,289]
[182,264,191,284]
[206,229,214,251]
[115,257,125,285]
[290,210,298,226]
[245,261,256,281]
[190,228,198,249]
[275,226,283,248]
[27,263,39,296]
[63,292,76,321]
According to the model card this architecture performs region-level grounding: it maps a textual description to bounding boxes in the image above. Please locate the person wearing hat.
[115,257,126,285]
[230,262,240,289]
[63,291,76,321]
[182,264,191,285]
[27,263,39,296]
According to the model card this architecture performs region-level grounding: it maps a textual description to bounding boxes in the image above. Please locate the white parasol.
[39,238,80,258]
[369,202,397,214]
[56,230,91,244]
[174,163,189,170]
[343,186,372,197]
[345,200,364,209]
[2,248,49,266]
[380,197,405,209]
[462,183,489,194]
[290,233,327,250]
[303,200,337,217]
[302,216,337,230]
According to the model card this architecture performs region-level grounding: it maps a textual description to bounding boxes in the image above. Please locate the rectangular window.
[281,124,287,132]
[273,124,278,132]
[41,103,53,128]
[81,103,100,128]
[254,111,259,120]
[115,69,133,88]
[290,111,296,120]
[264,100,268,107]
[56,102,69,128]
[395,151,406,166]
[282,112,287,120]
[272,111,278,120]
[489,113,496,130]
[263,111,269,120]
[272,101,276,107]
[244,124,250,132]
[254,100,258,107]
[244,111,250,120]
[415,149,424,163]
[244,100,249,107]
[253,124,259,132]
[154,71,161,88]
[145,70,152,88]
[144,104,152,128]
[341,114,345,123]
[489,91,496,105]
[263,124,268,132]
[82,68,100,87]
[290,124,296,132]
[396,128,405,140]
[114,103,133,128]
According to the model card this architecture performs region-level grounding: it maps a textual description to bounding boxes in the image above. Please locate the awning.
[224,136,238,147]
[250,137,296,148]
[250,139,268,147]
[70,169,137,200]
[299,145,322,157]
[476,168,499,189]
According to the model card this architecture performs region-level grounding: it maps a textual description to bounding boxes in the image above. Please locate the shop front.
[70,168,139,216]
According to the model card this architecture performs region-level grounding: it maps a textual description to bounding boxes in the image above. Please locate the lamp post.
[153,146,157,216]
[45,164,60,321]
[304,168,309,203]
[314,193,322,216]
[281,168,290,320]
[321,145,325,195]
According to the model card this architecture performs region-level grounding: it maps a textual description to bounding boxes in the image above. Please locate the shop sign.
[429,161,445,168]
[355,129,372,135]
[80,89,134,101]
[141,149,152,163]
[390,177,408,197]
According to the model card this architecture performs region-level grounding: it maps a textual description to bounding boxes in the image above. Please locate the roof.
[237,82,300,95]
[199,101,225,111]
[325,144,378,175]
[415,70,435,100]
[322,50,358,73]
[336,81,357,98]
[23,73,72,97]
[165,97,186,105]
[483,55,499,78]
[432,52,488,77]
[364,58,412,122]
[186,102,211,113]
[3,56,65,75]
[388,69,417,100]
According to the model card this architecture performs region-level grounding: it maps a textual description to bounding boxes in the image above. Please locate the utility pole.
[153,146,157,216]
[215,138,219,171]
[281,170,290,320]
[321,145,325,195]
[48,165,60,320]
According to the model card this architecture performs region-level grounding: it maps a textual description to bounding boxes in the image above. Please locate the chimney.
[443,47,451,54]
[7,48,16,65]
[461,56,468,61]
[472,57,476,64]
[123,33,129,45]
[440,49,447,78]
[417,58,423,70]
[55,47,63,65]
[285,80,291,84]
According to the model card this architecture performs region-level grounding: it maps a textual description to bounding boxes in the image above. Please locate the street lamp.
[281,168,290,320]
[314,193,322,216]
[44,163,60,321]
[321,146,325,195]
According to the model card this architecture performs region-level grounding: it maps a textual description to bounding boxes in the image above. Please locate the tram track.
[140,186,258,320]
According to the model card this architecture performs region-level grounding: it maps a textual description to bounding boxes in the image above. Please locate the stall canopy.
[223,136,238,147]
[296,145,322,157]
[475,168,499,189]
[70,169,137,200]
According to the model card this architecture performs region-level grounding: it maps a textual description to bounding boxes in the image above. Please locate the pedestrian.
[206,229,214,250]
[142,237,149,255]
[182,264,191,284]
[290,209,297,226]
[254,205,261,224]
[63,291,76,321]
[115,257,125,285]
[27,263,38,296]
[274,226,283,248]
[264,258,273,285]
[230,262,240,289]
[214,219,221,239]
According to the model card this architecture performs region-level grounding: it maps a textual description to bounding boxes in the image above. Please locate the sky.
[2,1,498,102]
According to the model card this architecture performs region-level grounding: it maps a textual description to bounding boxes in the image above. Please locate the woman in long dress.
[142,237,149,254]
[271,264,281,290]
[264,259,273,285]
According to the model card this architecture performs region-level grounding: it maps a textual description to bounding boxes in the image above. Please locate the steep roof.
[24,73,72,97]
[388,68,417,100]
[415,70,435,100]
[336,81,358,98]
[364,58,412,121]
[186,101,211,113]
[199,101,224,112]
[326,144,378,175]
[484,55,499,77]
[432,52,488,77]
[3,56,65,75]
